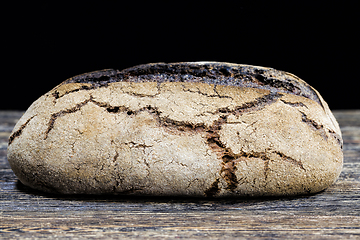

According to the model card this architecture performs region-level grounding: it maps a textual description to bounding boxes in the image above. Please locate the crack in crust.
[9,115,36,145]
[280,99,308,108]
[218,92,283,115]
[273,151,306,171]
[52,85,93,99]
[300,111,328,141]
[204,178,220,197]
[204,147,307,196]
[44,96,138,139]
[44,98,95,139]
[328,129,343,149]
[299,111,343,148]
[203,114,308,196]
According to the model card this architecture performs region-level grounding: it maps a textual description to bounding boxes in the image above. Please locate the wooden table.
[1,110,359,239]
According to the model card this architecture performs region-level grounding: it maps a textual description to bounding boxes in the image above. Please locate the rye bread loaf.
[7,62,343,197]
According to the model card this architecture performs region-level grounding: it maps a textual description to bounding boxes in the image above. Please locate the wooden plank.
[1,110,359,239]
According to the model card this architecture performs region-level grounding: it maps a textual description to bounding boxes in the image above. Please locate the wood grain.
[1,110,359,239]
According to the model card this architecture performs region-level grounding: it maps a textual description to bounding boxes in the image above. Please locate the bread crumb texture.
[7,63,343,197]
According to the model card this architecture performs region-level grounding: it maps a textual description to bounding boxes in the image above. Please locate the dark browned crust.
[59,62,322,107]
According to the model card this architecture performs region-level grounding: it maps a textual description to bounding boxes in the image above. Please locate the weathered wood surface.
[1,110,359,239]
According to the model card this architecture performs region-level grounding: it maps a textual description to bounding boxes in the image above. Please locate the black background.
[3,2,358,110]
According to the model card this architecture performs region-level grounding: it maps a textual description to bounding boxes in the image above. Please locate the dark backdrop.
[3,2,358,110]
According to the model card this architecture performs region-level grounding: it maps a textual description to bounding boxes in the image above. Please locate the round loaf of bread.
[7,62,343,197]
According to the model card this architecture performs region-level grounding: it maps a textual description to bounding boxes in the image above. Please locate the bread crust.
[7,62,343,197]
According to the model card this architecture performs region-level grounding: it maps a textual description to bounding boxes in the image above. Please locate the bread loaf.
[7,62,343,197]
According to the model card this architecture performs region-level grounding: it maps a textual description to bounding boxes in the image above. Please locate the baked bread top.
[59,62,322,107]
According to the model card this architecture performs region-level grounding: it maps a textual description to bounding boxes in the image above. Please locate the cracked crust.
[7,62,343,197]
[56,62,322,106]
